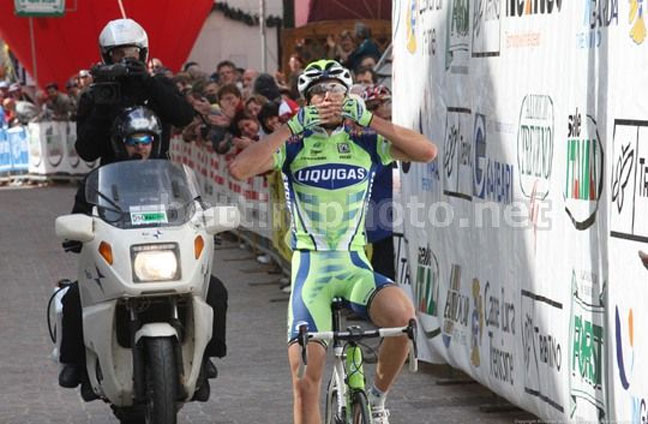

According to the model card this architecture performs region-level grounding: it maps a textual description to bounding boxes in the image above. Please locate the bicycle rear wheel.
[350,390,371,424]
[324,375,345,424]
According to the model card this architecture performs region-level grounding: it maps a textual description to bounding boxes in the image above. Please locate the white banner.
[169,137,272,240]
[27,122,97,176]
[393,0,647,422]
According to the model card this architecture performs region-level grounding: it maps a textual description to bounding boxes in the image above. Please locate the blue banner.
[0,128,10,175]
[7,127,29,172]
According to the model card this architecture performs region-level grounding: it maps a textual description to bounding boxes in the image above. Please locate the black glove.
[124,58,149,82]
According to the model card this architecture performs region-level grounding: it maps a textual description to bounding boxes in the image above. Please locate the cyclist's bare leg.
[368,285,415,392]
[288,342,326,424]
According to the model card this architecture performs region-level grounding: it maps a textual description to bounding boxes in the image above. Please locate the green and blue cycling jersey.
[273,125,396,342]
[273,125,393,251]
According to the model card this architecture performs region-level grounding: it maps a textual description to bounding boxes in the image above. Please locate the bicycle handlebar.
[295,319,419,379]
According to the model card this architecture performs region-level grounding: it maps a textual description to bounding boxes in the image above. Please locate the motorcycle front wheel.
[144,337,178,424]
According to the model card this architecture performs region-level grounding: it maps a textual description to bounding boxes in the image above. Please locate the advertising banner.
[393,0,646,422]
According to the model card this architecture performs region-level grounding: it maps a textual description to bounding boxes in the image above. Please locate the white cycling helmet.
[297,59,353,99]
[99,18,149,64]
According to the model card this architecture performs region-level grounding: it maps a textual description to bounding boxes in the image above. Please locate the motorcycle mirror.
[55,214,95,242]
[203,206,240,235]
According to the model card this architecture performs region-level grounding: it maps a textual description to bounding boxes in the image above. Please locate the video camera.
[88,62,130,105]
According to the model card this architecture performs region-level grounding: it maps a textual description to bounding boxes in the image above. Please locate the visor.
[125,133,154,146]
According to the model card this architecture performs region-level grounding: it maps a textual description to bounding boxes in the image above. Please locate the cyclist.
[229,59,437,424]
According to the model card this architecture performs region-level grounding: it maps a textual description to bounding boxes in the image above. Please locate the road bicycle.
[296,298,418,424]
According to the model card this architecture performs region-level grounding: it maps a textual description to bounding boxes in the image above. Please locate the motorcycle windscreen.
[84,159,199,229]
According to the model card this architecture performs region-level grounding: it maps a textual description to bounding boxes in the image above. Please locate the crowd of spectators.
[1,21,389,158]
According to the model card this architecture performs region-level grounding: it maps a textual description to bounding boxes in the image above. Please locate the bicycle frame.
[296,299,418,423]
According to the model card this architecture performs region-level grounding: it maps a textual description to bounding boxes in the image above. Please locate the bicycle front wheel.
[350,390,371,424]
[324,375,345,424]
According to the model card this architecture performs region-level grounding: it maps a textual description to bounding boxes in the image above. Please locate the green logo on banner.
[569,270,608,422]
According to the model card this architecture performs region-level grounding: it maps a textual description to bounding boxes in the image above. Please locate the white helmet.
[297,59,353,99]
[99,18,149,64]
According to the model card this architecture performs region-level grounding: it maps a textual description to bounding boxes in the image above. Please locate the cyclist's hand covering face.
[308,81,347,127]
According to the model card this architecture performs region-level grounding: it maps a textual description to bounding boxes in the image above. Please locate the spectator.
[347,22,381,72]
[147,57,164,75]
[216,60,238,86]
[362,83,395,279]
[356,55,378,71]
[233,110,261,140]
[354,66,377,85]
[327,30,356,66]
[172,72,193,95]
[43,82,75,121]
[253,73,298,121]
[0,81,8,99]
[257,100,281,135]
[13,96,40,124]
[66,79,81,102]
[183,61,200,73]
[217,83,243,121]
[2,98,18,127]
[77,70,93,90]
[242,68,258,98]
[8,82,34,103]
[203,80,220,105]
[244,94,267,119]
[287,53,305,100]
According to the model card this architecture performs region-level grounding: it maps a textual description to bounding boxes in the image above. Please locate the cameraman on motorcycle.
[59,107,227,402]
[75,18,194,165]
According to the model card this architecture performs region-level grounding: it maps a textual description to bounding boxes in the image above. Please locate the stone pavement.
[0,184,539,423]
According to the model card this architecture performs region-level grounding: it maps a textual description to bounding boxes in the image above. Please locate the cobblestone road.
[0,184,538,423]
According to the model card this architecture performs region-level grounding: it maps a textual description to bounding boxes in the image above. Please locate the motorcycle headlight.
[131,243,181,282]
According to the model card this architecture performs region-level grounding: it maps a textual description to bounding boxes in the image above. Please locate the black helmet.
[111,106,162,160]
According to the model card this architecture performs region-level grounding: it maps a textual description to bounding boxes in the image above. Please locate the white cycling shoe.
[370,406,391,424]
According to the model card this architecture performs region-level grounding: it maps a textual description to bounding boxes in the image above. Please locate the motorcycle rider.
[75,18,194,165]
[59,107,226,402]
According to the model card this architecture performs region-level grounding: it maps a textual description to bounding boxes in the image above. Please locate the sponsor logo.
[415,244,440,316]
[473,114,515,204]
[569,270,607,422]
[470,278,484,367]
[577,0,618,49]
[445,0,470,73]
[443,107,473,200]
[564,109,604,230]
[337,143,350,154]
[517,95,554,200]
[614,305,647,422]
[472,0,501,57]
[521,289,564,412]
[414,242,442,339]
[506,0,562,16]
[45,124,63,167]
[610,120,648,242]
[442,264,469,348]
[84,265,105,293]
[418,94,441,191]
[66,122,79,168]
[485,280,516,385]
[293,164,368,189]
[406,0,419,53]
[630,0,646,44]
[615,306,634,390]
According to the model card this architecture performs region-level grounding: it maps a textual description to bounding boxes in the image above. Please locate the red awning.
[0,0,213,89]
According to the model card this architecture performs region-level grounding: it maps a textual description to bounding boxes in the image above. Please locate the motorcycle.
[51,159,239,423]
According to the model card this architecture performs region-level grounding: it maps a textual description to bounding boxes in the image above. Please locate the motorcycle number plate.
[129,205,168,226]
